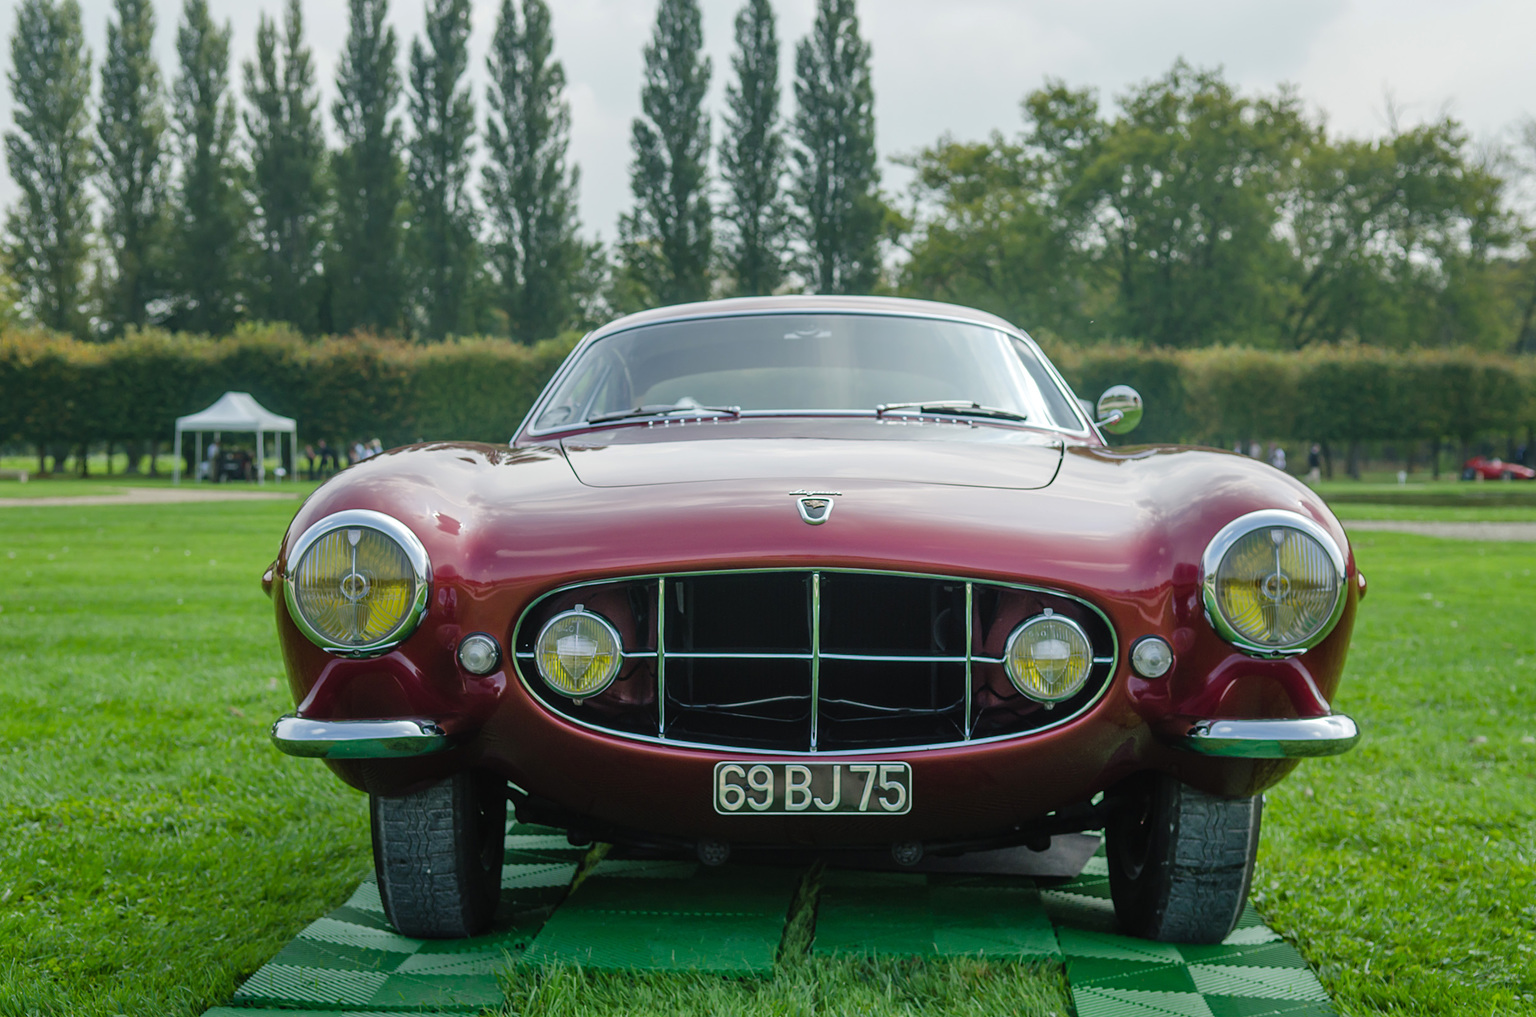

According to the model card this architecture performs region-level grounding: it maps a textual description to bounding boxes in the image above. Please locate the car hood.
[558,419,1064,490]
[281,436,1350,613]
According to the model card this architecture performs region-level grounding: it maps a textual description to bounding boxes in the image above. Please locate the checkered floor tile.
[521,858,803,973]
[813,869,1059,959]
[1046,851,1336,1016]
[221,823,576,1014]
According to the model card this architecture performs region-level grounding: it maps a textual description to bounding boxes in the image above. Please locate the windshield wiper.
[588,403,743,424]
[875,400,1028,422]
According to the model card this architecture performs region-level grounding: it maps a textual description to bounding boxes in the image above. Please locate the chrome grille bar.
[656,576,667,739]
[810,571,821,751]
[964,581,974,739]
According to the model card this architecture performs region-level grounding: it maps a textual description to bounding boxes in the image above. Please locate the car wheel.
[1104,772,1261,943]
[1461,468,1477,480]
[1502,470,1515,480]
[371,770,506,938]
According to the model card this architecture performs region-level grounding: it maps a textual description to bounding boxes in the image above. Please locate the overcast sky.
[4,0,1535,242]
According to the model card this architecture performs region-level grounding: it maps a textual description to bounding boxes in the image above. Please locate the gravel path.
[0,485,299,508]
[1344,520,1536,541]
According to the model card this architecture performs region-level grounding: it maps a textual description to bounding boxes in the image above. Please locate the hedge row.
[0,325,579,460]
[1048,342,1536,449]
[2,326,1533,463]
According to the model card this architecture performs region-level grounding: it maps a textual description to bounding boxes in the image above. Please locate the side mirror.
[1096,385,1143,436]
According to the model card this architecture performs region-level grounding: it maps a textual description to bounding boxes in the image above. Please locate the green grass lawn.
[1,501,1532,1015]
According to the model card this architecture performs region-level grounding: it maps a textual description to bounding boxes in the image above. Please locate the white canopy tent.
[172,392,297,485]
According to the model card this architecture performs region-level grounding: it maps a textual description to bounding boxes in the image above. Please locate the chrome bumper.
[270,715,454,759]
[1166,715,1360,759]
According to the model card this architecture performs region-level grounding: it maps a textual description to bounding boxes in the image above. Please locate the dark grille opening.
[665,573,810,653]
[514,569,1116,753]
[818,660,967,749]
[819,574,966,655]
[664,657,811,750]
[570,659,658,737]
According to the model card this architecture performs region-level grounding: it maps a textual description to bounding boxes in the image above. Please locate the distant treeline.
[2,326,1531,477]
[4,0,1533,355]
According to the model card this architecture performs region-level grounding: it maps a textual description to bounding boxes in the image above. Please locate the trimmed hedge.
[0,326,579,459]
[1049,343,1536,450]
[2,327,1533,461]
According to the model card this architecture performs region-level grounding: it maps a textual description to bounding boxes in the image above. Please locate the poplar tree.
[483,0,584,342]
[329,0,405,335]
[168,0,244,334]
[97,0,167,335]
[2,0,93,335]
[406,0,477,339]
[244,0,325,332]
[719,0,787,296]
[617,0,712,308]
[792,0,881,294]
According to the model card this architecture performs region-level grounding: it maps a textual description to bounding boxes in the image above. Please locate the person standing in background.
[1306,444,1322,484]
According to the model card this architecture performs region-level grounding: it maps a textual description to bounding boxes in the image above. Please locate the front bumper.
[1163,714,1360,758]
[270,715,454,759]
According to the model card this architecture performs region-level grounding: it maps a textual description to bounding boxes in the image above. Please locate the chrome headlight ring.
[1200,509,1347,657]
[283,509,432,658]
[1003,612,1095,703]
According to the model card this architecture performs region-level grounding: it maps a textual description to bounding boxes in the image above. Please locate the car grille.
[513,570,1116,753]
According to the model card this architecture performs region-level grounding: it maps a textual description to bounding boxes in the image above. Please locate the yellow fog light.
[1004,613,1092,703]
[535,609,623,699]
[285,510,430,657]
[1202,510,1345,656]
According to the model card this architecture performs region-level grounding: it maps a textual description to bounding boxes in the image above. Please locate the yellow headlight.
[536,610,623,699]
[1209,526,1341,651]
[285,510,430,656]
[1005,614,1093,702]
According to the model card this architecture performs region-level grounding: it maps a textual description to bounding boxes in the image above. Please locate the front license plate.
[713,761,911,815]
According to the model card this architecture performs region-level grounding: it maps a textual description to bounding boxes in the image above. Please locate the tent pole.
[173,429,182,484]
[257,428,265,485]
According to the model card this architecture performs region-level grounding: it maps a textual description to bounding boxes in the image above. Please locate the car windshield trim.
[518,309,1095,440]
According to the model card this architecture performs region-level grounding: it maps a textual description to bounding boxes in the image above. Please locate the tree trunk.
[1431,439,1441,480]
[1347,440,1361,480]
[1321,440,1334,480]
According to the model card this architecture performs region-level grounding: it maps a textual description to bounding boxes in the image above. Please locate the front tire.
[371,771,506,938]
[1105,773,1261,943]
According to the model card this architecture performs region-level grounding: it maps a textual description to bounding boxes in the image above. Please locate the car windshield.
[531,313,1087,432]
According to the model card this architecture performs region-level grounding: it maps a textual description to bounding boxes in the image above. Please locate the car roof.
[587,295,1025,340]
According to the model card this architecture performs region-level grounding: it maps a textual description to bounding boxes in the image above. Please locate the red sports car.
[1462,456,1535,480]
[265,296,1361,944]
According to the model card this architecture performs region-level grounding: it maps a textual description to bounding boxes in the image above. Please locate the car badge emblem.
[790,490,840,525]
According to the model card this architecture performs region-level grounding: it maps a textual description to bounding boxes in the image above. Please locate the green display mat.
[206,826,1336,1017]
[522,858,803,973]
[813,869,1059,959]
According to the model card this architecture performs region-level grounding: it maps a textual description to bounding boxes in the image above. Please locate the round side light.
[1130,636,1174,678]
[535,608,623,699]
[1004,613,1093,703]
[457,633,502,675]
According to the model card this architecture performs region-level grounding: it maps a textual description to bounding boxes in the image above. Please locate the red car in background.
[264,296,1362,945]
[1462,456,1535,480]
